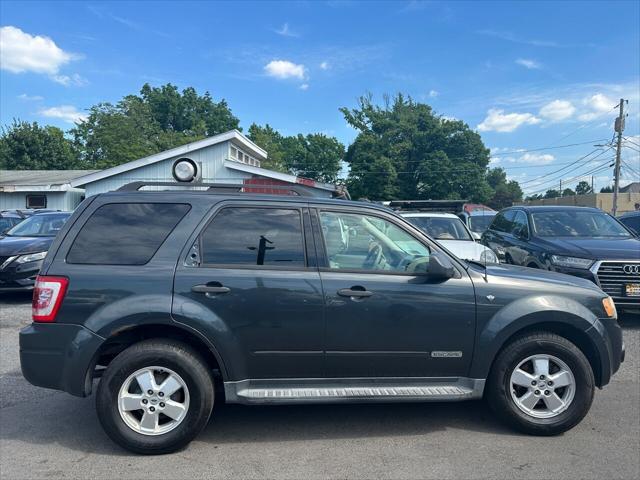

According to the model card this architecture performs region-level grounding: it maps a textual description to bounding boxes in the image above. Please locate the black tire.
[96,339,214,454]
[486,332,594,436]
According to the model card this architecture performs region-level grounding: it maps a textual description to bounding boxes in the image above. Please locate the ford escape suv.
[20,183,624,454]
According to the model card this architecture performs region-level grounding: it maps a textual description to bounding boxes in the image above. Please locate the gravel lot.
[1,292,638,480]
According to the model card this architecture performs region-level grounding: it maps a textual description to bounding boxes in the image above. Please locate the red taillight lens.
[32,276,68,323]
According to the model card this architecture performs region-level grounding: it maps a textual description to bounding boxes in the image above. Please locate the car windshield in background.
[406,217,472,241]
[531,211,632,238]
[0,217,21,233]
[5,213,70,237]
[469,214,496,232]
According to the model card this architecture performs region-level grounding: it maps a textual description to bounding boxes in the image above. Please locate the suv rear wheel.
[96,339,214,454]
[487,332,594,435]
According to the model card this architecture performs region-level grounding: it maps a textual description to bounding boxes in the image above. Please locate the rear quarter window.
[66,203,190,265]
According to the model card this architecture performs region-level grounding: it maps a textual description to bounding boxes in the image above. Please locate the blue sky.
[1,0,639,193]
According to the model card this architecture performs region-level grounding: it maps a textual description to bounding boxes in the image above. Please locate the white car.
[400,212,499,264]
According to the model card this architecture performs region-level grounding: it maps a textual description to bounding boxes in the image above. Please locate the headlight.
[15,252,47,264]
[480,249,498,264]
[550,255,594,269]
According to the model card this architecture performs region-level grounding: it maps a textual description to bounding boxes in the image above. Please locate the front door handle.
[337,287,373,298]
[192,283,231,294]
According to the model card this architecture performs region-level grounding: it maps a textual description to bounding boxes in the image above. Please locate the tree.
[248,124,345,182]
[544,189,561,199]
[562,188,576,197]
[73,83,239,169]
[485,167,523,209]
[525,193,544,201]
[340,94,493,202]
[0,120,79,170]
[600,185,614,193]
[575,181,593,195]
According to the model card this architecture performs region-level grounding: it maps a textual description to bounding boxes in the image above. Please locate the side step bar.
[225,378,485,405]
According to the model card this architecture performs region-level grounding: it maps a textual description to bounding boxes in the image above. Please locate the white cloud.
[264,60,306,80]
[539,100,576,122]
[518,153,555,165]
[477,108,541,132]
[274,23,299,37]
[18,93,44,101]
[51,73,89,86]
[299,83,309,91]
[0,26,78,74]
[516,58,541,69]
[490,151,555,165]
[578,93,616,121]
[320,61,330,70]
[39,105,87,124]
[429,89,439,98]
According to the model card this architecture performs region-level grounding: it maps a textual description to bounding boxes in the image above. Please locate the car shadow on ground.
[0,291,33,304]
[0,374,517,456]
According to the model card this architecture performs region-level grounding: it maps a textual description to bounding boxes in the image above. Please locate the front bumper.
[586,316,625,387]
[0,258,43,290]
[20,323,105,397]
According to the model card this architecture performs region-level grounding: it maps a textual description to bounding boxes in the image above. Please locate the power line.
[524,161,614,196]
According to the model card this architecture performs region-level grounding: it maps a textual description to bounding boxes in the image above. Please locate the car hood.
[0,236,54,256]
[537,236,640,260]
[483,263,601,292]
[437,239,492,262]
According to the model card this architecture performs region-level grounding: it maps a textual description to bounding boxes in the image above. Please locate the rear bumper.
[20,323,104,397]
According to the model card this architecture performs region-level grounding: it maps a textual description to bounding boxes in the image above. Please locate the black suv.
[482,206,640,311]
[20,184,624,454]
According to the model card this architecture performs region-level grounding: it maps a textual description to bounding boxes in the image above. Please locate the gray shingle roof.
[0,170,99,187]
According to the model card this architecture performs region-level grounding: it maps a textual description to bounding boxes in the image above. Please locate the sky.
[1,0,639,194]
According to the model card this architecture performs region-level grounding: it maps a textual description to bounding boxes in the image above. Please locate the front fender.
[469,294,599,380]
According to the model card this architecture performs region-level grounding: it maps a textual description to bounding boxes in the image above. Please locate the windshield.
[0,217,21,233]
[531,211,632,238]
[468,214,496,233]
[405,216,472,241]
[5,213,70,237]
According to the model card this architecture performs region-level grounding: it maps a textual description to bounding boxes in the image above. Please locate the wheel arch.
[87,322,228,395]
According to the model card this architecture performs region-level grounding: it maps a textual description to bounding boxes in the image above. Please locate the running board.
[224,378,485,405]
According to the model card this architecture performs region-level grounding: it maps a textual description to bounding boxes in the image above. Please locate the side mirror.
[471,231,481,242]
[428,252,456,280]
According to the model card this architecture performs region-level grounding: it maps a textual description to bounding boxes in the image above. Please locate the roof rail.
[116,181,315,197]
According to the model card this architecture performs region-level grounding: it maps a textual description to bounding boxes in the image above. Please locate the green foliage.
[600,185,614,193]
[525,193,544,201]
[72,83,239,169]
[562,188,576,197]
[248,124,345,182]
[0,120,79,170]
[575,181,593,195]
[340,94,495,202]
[544,189,561,199]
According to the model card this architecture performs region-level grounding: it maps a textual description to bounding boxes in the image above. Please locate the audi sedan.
[482,206,640,311]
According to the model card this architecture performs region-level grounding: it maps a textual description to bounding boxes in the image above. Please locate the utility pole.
[613,98,627,216]
[591,175,594,193]
[559,179,562,197]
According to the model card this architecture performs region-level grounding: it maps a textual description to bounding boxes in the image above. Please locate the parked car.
[458,204,497,239]
[0,209,58,234]
[618,211,640,235]
[400,212,498,263]
[482,206,640,311]
[0,211,71,291]
[21,183,623,454]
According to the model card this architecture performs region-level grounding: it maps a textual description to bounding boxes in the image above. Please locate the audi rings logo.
[623,264,640,275]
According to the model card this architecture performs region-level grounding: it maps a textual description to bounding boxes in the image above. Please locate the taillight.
[32,276,68,323]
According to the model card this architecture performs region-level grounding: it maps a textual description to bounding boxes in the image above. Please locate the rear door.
[483,210,516,263]
[172,201,325,380]
[313,207,477,378]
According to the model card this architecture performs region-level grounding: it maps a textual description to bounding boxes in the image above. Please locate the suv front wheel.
[96,339,214,454]
[487,332,595,435]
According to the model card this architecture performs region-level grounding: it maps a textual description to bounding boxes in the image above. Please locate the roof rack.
[116,181,316,197]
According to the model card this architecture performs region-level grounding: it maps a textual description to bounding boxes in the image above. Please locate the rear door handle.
[337,288,373,298]
[192,284,230,294]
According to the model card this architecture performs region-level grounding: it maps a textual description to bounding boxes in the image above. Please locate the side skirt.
[224,377,485,405]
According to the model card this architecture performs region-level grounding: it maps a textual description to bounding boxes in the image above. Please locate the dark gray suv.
[20,184,624,454]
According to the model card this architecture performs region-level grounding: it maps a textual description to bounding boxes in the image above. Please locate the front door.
[173,203,325,380]
[314,208,477,378]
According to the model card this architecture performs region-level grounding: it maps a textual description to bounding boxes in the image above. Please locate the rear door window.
[490,211,516,233]
[200,207,306,267]
[67,203,190,265]
[511,211,530,238]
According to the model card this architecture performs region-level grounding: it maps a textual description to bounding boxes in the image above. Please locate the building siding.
[84,141,254,197]
[0,190,83,211]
